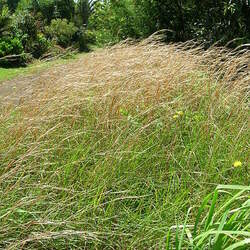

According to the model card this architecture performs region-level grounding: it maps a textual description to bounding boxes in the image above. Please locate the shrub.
[0,10,39,66]
[0,5,11,36]
[88,1,140,45]
[0,36,26,66]
[13,10,37,40]
[31,33,50,58]
[85,29,96,44]
[16,0,33,12]
[34,0,55,23]
[11,11,38,58]
[0,37,23,57]
[9,11,50,60]
[45,18,78,48]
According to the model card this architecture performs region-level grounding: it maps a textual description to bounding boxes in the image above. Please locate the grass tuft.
[167,185,250,249]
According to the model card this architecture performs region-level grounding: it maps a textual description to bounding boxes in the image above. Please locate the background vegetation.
[0,0,250,66]
[0,0,92,66]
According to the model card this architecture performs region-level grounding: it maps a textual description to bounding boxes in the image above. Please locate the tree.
[0,4,11,35]
[6,0,20,12]
[89,0,140,44]
[55,0,75,20]
[32,0,55,22]
[76,0,90,26]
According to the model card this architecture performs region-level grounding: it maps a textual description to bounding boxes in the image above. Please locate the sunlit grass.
[166,185,250,249]
[0,54,83,82]
[0,40,249,249]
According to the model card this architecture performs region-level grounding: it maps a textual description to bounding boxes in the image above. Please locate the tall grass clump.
[166,185,250,249]
[0,38,249,249]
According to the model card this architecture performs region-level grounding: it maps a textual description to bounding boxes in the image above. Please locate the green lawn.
[0,66,30,82]
[0,54,83,82]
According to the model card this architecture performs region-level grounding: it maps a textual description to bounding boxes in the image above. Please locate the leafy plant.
[167,185,250,249]
[0,36,25,66]
[45,18,78,47]
[16,0,33,12]
[13,10,37,40]
[0,37,23,57]
[0,4,11,35]
[31,33,50,58]
[89,0,139,45]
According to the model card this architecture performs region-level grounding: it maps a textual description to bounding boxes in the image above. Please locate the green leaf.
[212,209,229,249]
[193,192,212,237]
[178,207,192,249]
[217,185,250,191]
[195,230,250,247]
[224,238,250,250]
[204,189,218,230]
[166,228,171,250]
[215,189,247,218]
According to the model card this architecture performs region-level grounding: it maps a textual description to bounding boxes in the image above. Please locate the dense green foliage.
[0,0,250,66]
[89,0,139,44]
[0,37,25,67]
[0,0,90,66]
[89,0,250,46]
[45,18,78,48]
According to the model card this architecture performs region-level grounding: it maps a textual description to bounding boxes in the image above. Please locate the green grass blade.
[193,192,212,237]
[204,189,218,230]
[217,185,250,191]
[185,228,194,247]
[215,189,247,218]
[178,207,192,250]
[224,238,250,250]
[166,228,171,250]
[212,209,229,249]
[195,230,250,247]
[175,223,180,249]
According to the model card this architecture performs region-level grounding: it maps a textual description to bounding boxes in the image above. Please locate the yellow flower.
[176,111,184,116]
[173,114,179,119]
[233,161,242,168]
